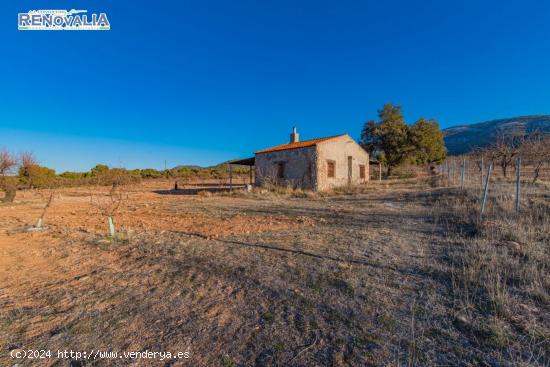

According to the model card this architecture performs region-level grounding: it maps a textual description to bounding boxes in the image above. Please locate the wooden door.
[347,156,352,185]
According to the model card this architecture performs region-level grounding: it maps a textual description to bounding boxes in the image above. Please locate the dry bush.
[255,165,279,187]
[197,190,213,197]
[329,183,371,195]
[257,183,317,198]
[209,183,318,200]
[391,163,422,179]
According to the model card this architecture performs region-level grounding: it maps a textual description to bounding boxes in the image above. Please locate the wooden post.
[378,162,382,182]
[481,163,493,217]
[515,157,521,213]
[249,166,253,185]
[229,164,233,192]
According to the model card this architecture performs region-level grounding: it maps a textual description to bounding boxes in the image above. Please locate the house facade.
[254,128,369,191]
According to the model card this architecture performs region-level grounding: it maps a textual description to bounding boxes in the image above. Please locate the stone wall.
[254,134,369,191]
[255,146,317,189]
[315,135,370,191]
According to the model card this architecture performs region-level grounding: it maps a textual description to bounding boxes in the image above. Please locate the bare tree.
[521,134,550,183]
[89,168,131,238]
[35,189,56,228]
[19,152,37,189]
[0,150,18,203]
[0,150,17,174]
[468,148,485,173]
[486,134,521,178]
[20,151,36,170]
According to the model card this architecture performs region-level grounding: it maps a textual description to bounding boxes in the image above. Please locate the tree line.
[0,153,250,203]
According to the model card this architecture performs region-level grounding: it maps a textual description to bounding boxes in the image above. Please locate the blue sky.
[1,0,549,172]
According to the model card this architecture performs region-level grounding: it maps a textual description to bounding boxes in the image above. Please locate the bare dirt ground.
[0,179,548,366]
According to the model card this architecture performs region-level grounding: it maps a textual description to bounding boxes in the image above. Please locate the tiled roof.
[255,134,347,154]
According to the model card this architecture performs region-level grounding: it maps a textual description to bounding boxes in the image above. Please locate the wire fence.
[436,156,550,218]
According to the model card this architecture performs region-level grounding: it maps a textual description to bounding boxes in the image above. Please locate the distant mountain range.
[443,115,550,155]
[173,116,550,165]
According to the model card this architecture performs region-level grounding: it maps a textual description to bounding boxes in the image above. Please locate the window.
[359,164,366,179]
[327,160,335,178]
[277,162,285,179]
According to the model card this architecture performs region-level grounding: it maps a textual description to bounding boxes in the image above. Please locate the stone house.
[253,128,370,191]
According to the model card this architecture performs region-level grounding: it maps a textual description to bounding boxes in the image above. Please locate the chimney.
[290,126,299,143]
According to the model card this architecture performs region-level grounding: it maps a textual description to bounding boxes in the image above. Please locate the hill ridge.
[443,115,550,155]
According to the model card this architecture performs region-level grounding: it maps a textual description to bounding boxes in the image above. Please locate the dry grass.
[0,178,548,366]
[429,182,549,365]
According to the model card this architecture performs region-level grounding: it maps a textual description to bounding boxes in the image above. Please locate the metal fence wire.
[436,156,550,218]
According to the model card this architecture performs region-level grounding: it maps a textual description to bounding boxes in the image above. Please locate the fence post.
[481,154,485,192]
[229,164,233,192]
[481,162,493,217]
[515,157,521,213]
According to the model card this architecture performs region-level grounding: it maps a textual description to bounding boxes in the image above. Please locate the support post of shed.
[249,166,253,185]
[379,162,382,182]
[229,164,233,192]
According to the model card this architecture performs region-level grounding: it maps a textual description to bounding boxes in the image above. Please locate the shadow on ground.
[153,184,246,195]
